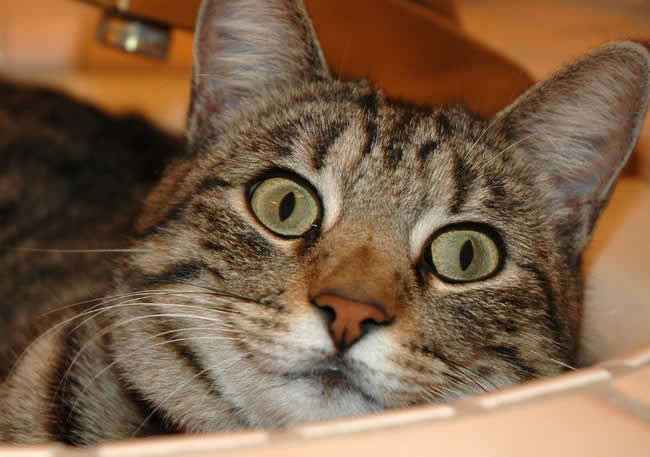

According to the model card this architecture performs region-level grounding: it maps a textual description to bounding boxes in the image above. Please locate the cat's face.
[108,0,649,431]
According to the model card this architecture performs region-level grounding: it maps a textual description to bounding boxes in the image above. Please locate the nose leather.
[314,294,390,349]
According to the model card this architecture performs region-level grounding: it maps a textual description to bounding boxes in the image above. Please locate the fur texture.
[1,0,648,445]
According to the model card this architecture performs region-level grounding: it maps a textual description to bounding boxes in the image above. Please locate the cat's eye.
[249,176,321,238]
[427,226,502,283]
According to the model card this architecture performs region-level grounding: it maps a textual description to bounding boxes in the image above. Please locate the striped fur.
[1,0,649,445]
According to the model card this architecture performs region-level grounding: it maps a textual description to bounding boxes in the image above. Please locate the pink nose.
[313,294,391,350]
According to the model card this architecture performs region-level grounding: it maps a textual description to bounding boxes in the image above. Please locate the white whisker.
[72,333,242,417]
[61,312,235,390]
[95,301,237,322]
[37,288,231,318]
[482,133,536,170]
[15,248,150,253]
[549,358,576,370]
[467,115,501,157]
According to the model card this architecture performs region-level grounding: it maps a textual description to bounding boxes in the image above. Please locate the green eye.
[250,176,321,237]
[428,227,501,283]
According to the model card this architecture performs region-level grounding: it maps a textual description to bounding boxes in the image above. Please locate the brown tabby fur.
[1,0,649,445]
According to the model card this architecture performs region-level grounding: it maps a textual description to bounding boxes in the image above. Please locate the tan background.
[1,0,649,177]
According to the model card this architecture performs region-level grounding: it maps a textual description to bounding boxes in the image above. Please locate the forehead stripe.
[417,140,438,162]
[359,93,378,155]
[451,153,476,214]
[312,121,348,170]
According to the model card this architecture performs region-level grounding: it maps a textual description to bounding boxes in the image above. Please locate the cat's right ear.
[187,0,330,143]
[494,41,650,250]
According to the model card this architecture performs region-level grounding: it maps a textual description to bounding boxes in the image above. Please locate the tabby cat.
[1,0,649,445]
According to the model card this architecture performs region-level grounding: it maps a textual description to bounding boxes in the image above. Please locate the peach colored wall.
[2,0,194,71]
[2,0,648,174]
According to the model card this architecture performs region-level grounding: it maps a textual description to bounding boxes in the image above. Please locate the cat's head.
[110,0,650,431]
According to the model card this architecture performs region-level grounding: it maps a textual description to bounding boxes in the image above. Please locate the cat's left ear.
[187,0,330,143]
[496,41,649,248]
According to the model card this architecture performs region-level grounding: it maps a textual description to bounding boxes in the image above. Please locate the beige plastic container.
[2,342,649,456]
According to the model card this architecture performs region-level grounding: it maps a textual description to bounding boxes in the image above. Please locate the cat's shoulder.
[0,79,184,365]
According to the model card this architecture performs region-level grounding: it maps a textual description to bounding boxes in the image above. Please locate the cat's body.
[0,80,184,442]
[1,0,649,445]
[0,80,181,335]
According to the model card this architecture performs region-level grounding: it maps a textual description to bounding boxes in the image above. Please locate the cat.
[1,0,649,445]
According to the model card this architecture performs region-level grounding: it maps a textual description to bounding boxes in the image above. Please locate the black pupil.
[279,192,296,221]
[459,239,474,271]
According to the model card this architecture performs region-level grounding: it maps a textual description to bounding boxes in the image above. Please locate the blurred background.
[1,0,648,174]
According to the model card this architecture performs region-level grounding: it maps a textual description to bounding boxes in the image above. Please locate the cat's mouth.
[305,367,346,389]
[284,361,377,402]
[286,361,345,383]
[302,361,346,384]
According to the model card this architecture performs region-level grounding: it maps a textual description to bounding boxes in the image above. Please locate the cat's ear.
[187,0,330,142]
[496,41,649,247]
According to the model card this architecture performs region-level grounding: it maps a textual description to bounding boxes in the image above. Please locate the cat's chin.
[238,363,381,427]
[291,364,362,396]
[284,364,382,421]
